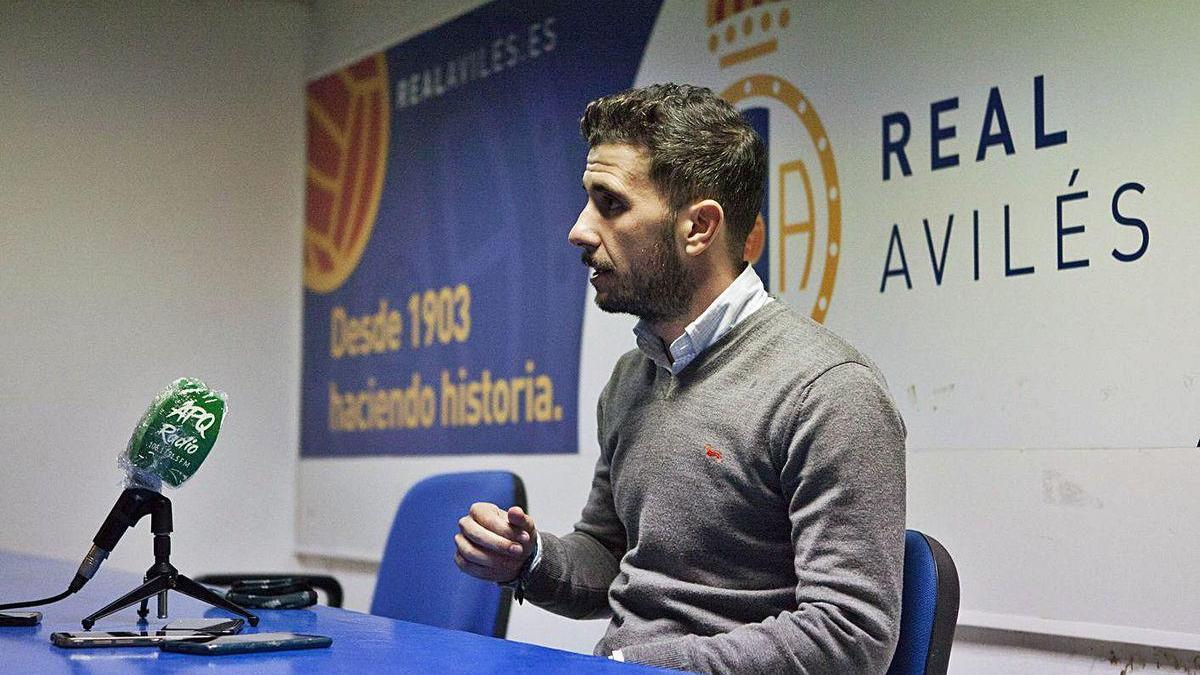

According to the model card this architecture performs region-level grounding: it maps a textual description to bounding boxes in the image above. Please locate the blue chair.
[886,530,960,675]
[370,470,527,638]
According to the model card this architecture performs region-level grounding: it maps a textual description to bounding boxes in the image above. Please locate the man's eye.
[598,195,623,215]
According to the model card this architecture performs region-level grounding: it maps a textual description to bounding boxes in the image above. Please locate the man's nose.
[568,208,599,249]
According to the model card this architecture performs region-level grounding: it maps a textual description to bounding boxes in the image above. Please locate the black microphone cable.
[0,587,77,611]
[0,547,107,609]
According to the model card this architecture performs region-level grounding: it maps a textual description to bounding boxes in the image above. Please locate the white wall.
[0,0,305,578]
[299,2,1200,673]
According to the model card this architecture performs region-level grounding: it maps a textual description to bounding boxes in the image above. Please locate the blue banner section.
[301,0,663,457]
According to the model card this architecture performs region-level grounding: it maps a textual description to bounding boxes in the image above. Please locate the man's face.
[568,143,693,323]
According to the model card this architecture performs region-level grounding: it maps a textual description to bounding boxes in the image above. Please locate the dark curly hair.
[580,83,766,266]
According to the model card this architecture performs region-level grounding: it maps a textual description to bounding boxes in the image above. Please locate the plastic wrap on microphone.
[121,378,228,490]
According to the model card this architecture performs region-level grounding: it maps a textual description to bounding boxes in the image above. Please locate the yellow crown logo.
[707,0,792,69]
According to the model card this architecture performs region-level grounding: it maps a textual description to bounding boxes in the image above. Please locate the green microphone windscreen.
[123,378,228,489]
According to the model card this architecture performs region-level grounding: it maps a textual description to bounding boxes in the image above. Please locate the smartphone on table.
[50,617,244,648]
[0,611,42,626]
[160,632,332,655]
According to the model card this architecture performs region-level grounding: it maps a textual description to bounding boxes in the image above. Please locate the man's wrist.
[499,531,541,603]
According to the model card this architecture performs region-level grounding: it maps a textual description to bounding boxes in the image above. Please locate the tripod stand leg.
[138,598,149,621]
[81,575,171,630]
[173,574,259,627]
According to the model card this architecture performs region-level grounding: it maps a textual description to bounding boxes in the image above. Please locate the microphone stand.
[80,489,259,629]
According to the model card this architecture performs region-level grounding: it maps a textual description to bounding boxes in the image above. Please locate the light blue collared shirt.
[633,264,773,375]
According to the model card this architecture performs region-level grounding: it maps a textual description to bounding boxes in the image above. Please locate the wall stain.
[958,625,1200,674]
[1108,646,1200,673]
[1041,469,1103,509]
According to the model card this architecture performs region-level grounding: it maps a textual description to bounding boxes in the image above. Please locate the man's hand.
[455,503,537,583]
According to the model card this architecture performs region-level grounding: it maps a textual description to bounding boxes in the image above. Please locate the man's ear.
[681,200,724,257]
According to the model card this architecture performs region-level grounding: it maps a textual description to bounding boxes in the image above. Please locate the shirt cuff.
[527,531,543,573]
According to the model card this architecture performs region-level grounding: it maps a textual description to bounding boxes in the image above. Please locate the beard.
[585,221,693,323]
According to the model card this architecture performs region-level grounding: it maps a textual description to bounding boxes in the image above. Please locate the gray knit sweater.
[525,301,907,674]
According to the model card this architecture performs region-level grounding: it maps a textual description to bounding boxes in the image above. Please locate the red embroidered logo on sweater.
[705,445,722,461]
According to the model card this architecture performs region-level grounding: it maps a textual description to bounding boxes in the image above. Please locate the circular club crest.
[722,75,841,324]
[304,53,390,294]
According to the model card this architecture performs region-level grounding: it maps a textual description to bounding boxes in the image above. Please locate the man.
[455,83,906,673]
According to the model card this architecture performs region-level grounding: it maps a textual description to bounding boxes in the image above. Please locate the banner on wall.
[300,1,663,457]
[302,0,1199,458]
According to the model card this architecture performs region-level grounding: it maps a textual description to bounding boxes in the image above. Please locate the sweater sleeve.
[619,362,907,674]
[522,390,628,619]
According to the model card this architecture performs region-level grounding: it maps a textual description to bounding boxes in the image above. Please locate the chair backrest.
[886,530,960,675]
[370,471,526,638]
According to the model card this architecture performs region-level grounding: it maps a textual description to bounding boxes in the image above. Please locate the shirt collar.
[633,264,772,374]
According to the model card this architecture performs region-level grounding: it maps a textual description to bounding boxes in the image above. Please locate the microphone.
[124,377,228,491]
[0,379,227,610]
[70,378,228,590]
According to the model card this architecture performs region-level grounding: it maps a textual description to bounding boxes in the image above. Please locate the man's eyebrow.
[584,180,626,201]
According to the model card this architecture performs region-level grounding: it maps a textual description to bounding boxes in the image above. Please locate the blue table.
[0,551,674,673]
